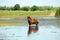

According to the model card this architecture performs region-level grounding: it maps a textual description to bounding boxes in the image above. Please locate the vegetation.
[0,11,52,18]
[0,4,55,11]
[13,4,20,10]
[0,4,59,17]
[55,7,60,17]
[21,6,30,11]
[31,5,39,11]
[39,6,54,11]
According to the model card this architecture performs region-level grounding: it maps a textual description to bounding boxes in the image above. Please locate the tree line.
[0,4,55,11]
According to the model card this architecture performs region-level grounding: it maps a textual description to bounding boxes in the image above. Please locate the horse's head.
[27,16,31,20]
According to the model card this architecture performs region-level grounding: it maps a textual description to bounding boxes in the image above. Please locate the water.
[0,26,60,40]
[0,17,60,40]
[0,17,60,26]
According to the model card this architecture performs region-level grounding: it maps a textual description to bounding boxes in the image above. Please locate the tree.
[55,7,60,17]
[31,5,39,11]
[14,4,20,10]
[21,6,30,11]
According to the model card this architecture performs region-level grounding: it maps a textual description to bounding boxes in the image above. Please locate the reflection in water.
[28,25,38,35]
[0,26,60,40]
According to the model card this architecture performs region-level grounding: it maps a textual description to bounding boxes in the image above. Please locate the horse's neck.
[27,18,32,22]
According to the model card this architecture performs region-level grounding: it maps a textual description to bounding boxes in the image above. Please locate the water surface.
[0,17,60,40]
[0,26,60,40]
[0,17,60,26]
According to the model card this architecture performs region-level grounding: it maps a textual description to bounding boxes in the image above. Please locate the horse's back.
[34,19,39,23]
[30,19,39,24]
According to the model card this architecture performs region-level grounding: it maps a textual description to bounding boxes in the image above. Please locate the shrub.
[21,6,30,11]
[31,5,39,11]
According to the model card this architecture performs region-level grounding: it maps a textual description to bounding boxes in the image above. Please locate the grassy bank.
[0,10,55,18]
[0,22,27,26]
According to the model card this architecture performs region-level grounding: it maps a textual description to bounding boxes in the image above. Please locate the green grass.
[0,10,52,18]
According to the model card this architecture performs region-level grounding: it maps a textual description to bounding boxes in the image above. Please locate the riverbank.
[0,22,27,26]
[0,10,55,18]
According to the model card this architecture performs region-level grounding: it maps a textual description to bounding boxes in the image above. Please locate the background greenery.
[0,4,60,17]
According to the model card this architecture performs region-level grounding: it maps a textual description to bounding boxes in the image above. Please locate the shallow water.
[0,17,60,40]
[0,26,60,40]
[0,17,60,26]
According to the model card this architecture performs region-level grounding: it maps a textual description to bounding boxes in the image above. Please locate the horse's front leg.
[34,24,38,32]
[28,24,32,35]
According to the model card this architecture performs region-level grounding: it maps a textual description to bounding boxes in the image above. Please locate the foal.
[27,16,39,35]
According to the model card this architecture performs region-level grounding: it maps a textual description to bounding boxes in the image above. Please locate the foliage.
[31,5,39,11]
[55,7,60,17]
[0,6,14,10]
[13,4,20,10]
[39,6,54,11]
[0,6,7,10]
[21,6,30,11]
[0,4,58,11]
